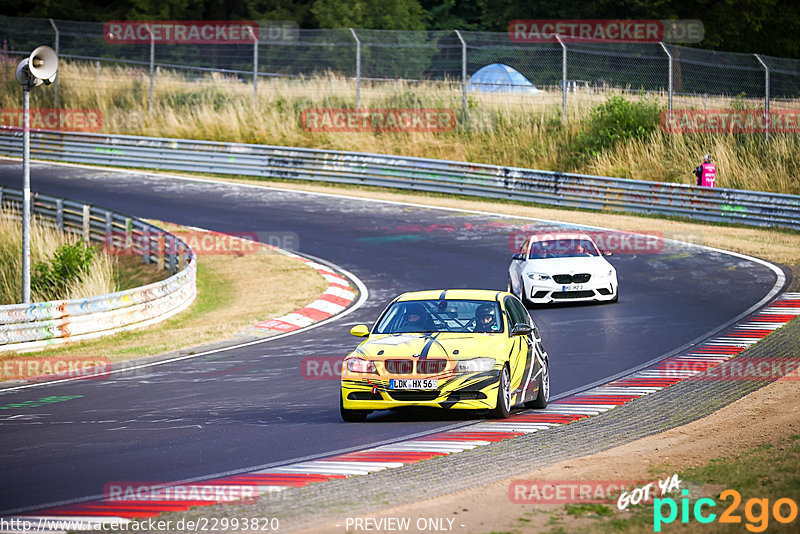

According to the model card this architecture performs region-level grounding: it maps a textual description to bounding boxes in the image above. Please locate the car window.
[504,296,526,329]
[374,300,505,334]
[508,297,531,326]
[529,238,599,259]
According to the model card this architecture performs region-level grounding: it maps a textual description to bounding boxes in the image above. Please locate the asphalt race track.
[0,160,784,514]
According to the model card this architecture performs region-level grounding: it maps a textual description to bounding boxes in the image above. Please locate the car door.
[504,296,535,404]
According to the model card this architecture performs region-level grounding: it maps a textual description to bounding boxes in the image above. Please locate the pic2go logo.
[654,489,799,532]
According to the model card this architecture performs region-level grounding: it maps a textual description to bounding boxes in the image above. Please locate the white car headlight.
[454,358,496,373]
[346,358,377,374]
[527,273,551,281]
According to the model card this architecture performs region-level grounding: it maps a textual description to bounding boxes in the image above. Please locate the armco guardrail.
[0,186,196,352]
[1,128,798,230]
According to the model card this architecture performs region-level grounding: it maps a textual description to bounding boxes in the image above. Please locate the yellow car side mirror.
[350,324,370,337]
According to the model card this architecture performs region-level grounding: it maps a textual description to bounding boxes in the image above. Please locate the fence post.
[659,42,673,122]
[49,18,59,108]
[454,30,467,118]
[349,28,361,108]
[555,34,567,122]
[248,25,258,104]
[145,23,155,112]
[754,54,770,141]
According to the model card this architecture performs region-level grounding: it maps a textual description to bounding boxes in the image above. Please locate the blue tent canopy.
[468,63,538,94]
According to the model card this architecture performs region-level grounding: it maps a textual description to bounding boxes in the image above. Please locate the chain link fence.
[1,15,799,137]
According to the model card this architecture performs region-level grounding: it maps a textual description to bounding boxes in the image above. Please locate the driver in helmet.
[474,303,499,333]
[399,302,435,332]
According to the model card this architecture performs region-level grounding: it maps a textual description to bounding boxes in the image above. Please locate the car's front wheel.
[525,358,549,409]
[491,365,512,419]
[340,392,370,422]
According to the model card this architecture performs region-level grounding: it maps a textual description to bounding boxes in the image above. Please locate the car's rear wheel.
[340,392,370,422]
[491,365,512,419]
[525,358,549,409]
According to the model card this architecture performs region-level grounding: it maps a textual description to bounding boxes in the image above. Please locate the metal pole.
[349,28,361,108]
[555,34,567,122]
[49,18,59,108]
[755,54,770,141]
[145,23,154,112]
[659,42,673,122]
[454,30,467,117]
[249,26,258,104]
[22,86,31,303]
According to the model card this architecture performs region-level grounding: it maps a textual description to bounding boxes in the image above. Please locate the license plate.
[563,284,585,291]
[389,379,438,390]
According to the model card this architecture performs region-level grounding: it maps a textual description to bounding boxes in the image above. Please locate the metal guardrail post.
[104,211,112,241]
[145,23,155,113]
[659,42,673,122]
[349,28,361,108]
[56,198,63,231]
[125,217,132,253]
[555,34,567,122]
[157,234,165,270]
[49,18,59,109]
[454,30,467,118]
[142,229,151,264]
[754,54,770,141]
[82,204,91,243]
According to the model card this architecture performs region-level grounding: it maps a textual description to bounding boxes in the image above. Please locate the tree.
[311,0,426,30]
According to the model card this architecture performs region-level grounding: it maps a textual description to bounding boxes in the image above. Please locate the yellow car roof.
[395,289,511,302]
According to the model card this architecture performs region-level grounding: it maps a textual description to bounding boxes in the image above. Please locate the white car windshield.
[374,300,504,334]
[529,238,599,259]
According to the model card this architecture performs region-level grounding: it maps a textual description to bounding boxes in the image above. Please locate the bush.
[568,96,662,165]
[31,241,95,299]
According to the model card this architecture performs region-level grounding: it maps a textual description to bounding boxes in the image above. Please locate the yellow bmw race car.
[340,289,550,422]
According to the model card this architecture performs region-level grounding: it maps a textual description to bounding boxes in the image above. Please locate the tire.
[490,365,512,419]
[525,358,549,409]
[340,391,369,422]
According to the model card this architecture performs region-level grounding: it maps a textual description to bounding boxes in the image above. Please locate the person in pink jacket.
[693,155,716,187]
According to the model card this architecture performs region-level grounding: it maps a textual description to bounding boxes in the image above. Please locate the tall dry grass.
[0,210,115,305]
[2,60,798,194]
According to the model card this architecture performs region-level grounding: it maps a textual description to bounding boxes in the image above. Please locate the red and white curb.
[253,255,356,334]
[6,293,799,530]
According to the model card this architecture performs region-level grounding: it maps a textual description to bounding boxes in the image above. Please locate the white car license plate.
[563,284,585,291]
[389,379,438,390]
